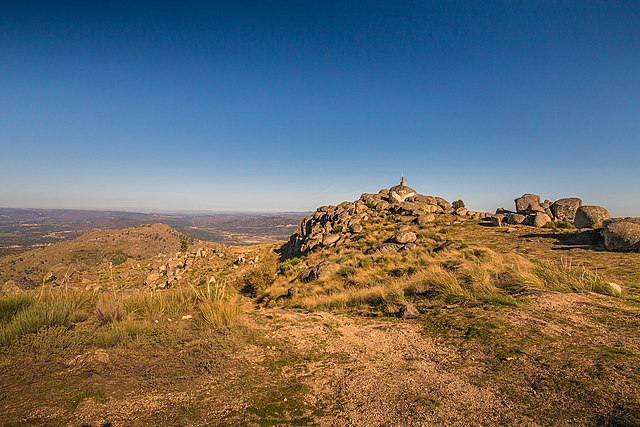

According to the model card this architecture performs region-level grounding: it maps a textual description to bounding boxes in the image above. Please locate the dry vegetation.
[1,216,639,426]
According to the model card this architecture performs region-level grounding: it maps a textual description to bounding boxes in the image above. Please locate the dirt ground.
[2,287,639,426]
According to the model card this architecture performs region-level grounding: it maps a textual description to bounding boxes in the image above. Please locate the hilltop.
[0,180,639,426]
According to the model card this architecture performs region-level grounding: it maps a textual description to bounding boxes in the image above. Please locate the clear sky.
[1,1,639,215]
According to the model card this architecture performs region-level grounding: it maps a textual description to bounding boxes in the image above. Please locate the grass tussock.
[0,294,32,323]
[195,281,240,332]
[123,287,199,319]
[95,295,124,325]
[0,287,94,346]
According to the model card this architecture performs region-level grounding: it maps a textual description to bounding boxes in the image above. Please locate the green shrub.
[452,200,465,210]
[242,266,275,297]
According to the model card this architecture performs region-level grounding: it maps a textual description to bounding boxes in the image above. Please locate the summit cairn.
[281,177,488,258]
[389,176,416,203]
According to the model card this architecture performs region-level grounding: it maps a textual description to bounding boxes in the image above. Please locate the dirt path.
[248,309,532,426]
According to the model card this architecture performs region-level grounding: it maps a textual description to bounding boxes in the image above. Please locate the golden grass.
[0,279,242,347]
[0,287,94,345]
[194,281,240,331]
[273,245,619,313]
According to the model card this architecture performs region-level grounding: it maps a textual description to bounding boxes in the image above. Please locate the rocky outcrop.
[498,194,600,228]
[574,206,610,229]
[602,218,640,252]
[515,194,542,213]
[144,246,227,289]
[389,176,417,203]
[551,198,582,222]
[282,179,486,258]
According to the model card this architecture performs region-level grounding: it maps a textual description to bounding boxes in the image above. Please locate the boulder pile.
[282,178,489,258]
[493,193,640,252]
[493,193,612,229]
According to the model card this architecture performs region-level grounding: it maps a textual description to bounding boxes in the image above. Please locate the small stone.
[398,303,420,319]
[608,282,622,296]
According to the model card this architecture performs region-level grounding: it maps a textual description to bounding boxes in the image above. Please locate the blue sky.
[1,1,639,215]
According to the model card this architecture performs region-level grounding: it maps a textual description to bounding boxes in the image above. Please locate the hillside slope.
[0,223,228,291]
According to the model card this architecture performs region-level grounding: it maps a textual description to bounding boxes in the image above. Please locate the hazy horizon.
[2,2,639,216]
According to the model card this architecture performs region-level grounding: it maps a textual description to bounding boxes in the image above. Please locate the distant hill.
[0,208,308,255]
[0,223,206,291]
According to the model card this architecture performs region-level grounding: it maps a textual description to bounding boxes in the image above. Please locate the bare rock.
[570,229,603,245]
[607,283,622,296]
[349,223,363,233]
[434,240,464,253]
[490,215,504,227]
[506,213,526,225]
[574,205,610,229]
[398,303,420,319]
[435,197,451,210]
[322,233,341,246]
[515,194,541,213]
[531,212,551,227]
[551,198,582,222]
[416,214,436,226]
[393,229,417,244]
[602,218,640,252]
[312,262,341,280]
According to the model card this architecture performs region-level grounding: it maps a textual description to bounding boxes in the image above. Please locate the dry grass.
[0,287,94,345]
[95,295,124,325]
[194,281,240,331]
[123,287,199,319]
[0,279,243,347]
[273,245,619,314]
